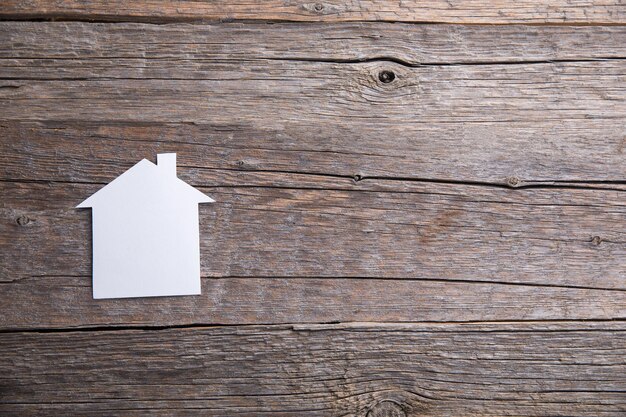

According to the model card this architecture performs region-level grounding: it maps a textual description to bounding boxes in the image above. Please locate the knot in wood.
[378,70,396,84]
[353,174,363,182]
[366,400,406,417]
[590,235,602,245]
[304,2,337,15]
[16,214,31,226]
[351,63,419,105]
[506,176,520,187]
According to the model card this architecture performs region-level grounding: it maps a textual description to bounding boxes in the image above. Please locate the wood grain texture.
[1,0,624,24]
[1,171,625,329]
[2,22,625,63]
[3,61,623,128]
[0,23,624,330]
[1,323,625,416]
[3,274,625,331]
[2,164,625,286]
[1,16,625,417]
[0,23,625,185]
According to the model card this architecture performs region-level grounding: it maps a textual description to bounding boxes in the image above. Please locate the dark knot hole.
[378,70,396,84]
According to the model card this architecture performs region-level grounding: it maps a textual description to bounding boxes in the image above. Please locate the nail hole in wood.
[379,70,396,84]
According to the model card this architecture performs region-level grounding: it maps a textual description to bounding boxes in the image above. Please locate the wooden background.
[1,1,625,416]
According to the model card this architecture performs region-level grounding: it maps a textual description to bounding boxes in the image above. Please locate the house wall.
[92,203,201,299]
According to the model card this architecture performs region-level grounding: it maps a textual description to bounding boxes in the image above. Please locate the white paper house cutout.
[77,153,214,299]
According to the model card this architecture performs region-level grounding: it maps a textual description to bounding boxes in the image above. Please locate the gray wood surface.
[0,11,624,417]
[1,23,625,186]
[3,22,625,63]
[1,323,625,416]
[1,0,624,24]
[2,180,625,329]
[2,156,626,328]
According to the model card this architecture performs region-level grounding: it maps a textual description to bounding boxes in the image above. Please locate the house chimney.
[157,153,177,176]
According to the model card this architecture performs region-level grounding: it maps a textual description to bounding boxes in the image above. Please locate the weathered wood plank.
[1,60,623,127]
[2,170,625,330]
[2,23,625,64]
[2,143,624,282]
[1,323,624,416]
[2,120,626,188]
[0,74,624,184]
[0,0,624,24]
[1,24,624,184]
[4,180,624,288]
[1,274,625,330]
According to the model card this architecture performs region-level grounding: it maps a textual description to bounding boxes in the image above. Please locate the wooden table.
[1,2,625,416]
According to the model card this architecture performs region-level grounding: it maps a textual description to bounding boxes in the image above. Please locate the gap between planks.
[5,274,626,292]
[2,320,625,335]
[1,170,625,193]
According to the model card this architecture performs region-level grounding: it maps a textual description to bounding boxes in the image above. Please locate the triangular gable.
[173,177,215,204]
[77,155,214,208]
